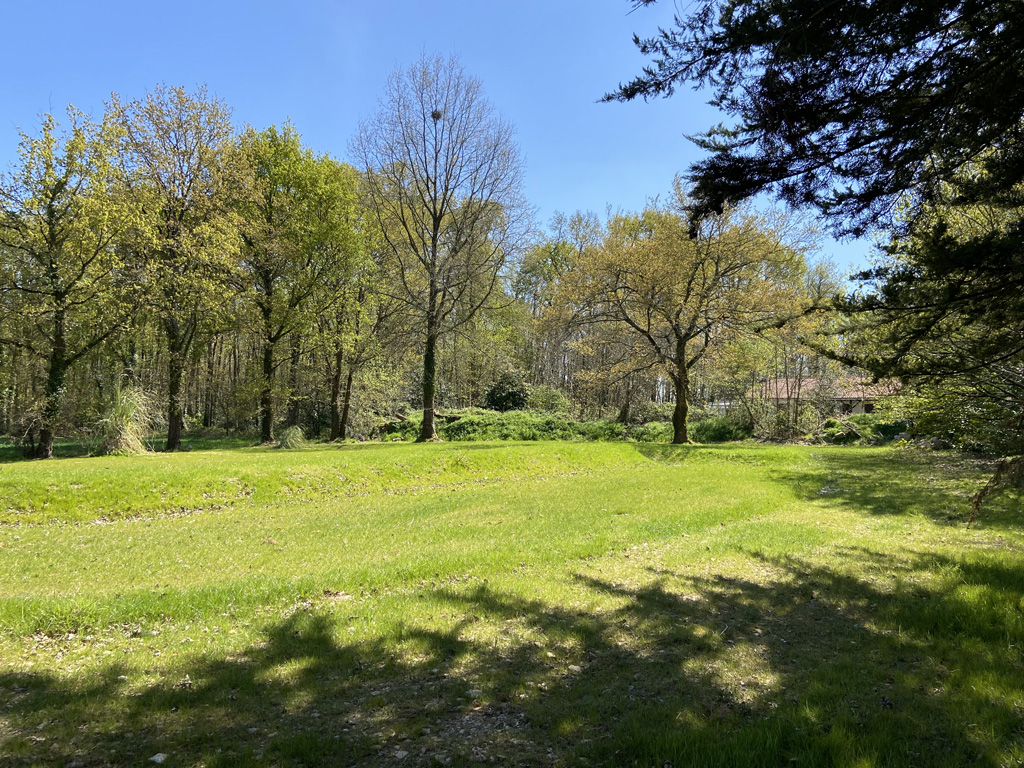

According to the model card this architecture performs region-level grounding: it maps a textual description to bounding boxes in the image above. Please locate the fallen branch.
[838,418,862,438]
[969,455,1024,526]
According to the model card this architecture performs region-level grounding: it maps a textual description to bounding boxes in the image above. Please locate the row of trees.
[0,87,379,458]
[1,58,851,458]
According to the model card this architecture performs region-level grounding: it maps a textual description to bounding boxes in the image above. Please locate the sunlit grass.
[1,442,1021,767]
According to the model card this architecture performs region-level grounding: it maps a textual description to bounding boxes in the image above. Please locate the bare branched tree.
[353,55,528,441]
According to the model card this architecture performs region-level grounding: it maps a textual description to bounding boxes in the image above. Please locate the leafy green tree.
[353,55,528,441]
[235,124,364,443]
[514,212,606,414]
[485,371,529,412]
[0,109,143,458]
[567,186,814,443]
[317,228,408,441]
[110,84,241,451]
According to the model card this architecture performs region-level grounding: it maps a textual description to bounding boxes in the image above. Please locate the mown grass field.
[1,441,1022,767]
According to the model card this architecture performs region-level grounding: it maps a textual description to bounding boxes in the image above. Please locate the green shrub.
[817,413,909,445]
[441,412,500,440]
[372,408,683,444]
[820,417,859,444]
[484,372,529,412]
[631,400,674,424]
[442,411,576,441]
[629,421,673,442]
[526,385,571,415]
[690,416,751,443]
[575,419,627,441]
[376,411,421,441]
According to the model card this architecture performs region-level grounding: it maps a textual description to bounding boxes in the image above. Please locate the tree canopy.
[608,0,1024,236]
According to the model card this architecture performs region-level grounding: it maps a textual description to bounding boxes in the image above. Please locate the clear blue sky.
[0,0,871,274]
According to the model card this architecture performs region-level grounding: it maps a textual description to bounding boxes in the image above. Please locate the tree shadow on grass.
[3,544,1023,767]
[633,443,769,465]
[768,447,1022,529]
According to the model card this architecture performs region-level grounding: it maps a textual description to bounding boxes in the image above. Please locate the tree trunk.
[123,328,139,385]
[339,368,355,440]
[418,312,439,442]
[287,334,302,427]
[36,309,68,459]
[617,375,633,424]
[163,312,194,453]
[166,346,185,452]
[671,379,689,444]
[671,345,690,445]
[259,338,275,443]
[329,347,345,441]
[202,340,217,429]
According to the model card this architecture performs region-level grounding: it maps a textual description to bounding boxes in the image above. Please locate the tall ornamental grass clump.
[96,384,153,456]
[276,425,307,449]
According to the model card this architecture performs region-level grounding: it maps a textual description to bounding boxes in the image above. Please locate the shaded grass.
[1,443,1022,767]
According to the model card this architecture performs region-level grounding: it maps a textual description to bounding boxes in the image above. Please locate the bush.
[575,419,627,441]
[373,408,691,444]
[631,400,675,424]
[526,385,571,415]
[690,416,752,443]
[484,372,530,412]
[442,410,576,441]
[629,421,673,442]
[819,417,859,444]
[378,413,421,441]
[817,413,909,445]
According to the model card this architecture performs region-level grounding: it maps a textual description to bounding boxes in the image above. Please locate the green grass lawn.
[1,441,1022,767]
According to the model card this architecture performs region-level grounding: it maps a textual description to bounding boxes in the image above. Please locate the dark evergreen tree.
[608,0,1024,235]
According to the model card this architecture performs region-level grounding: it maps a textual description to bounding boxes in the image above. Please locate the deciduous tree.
[0,109,143,458]
[353,55,528,441]
[110,84,241,451]
[568,186,814,443]
[235,125,365,442]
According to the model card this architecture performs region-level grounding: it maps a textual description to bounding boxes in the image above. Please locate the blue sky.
[1,0,872,274]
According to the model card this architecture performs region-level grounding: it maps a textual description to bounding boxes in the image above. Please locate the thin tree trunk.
[166,345,185,452]
[419,312,439,442]
[123,326,139,385]
[287,334,301,427]
[260,338,275,443]
[418,284,440,442]
[671,343,690,445]
[617,375,633,424]
[339,368,355,440]
[329,348,345,440]
[164,312,194,453]
[36,309,68,459]
[203,340,218,429]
